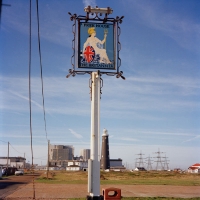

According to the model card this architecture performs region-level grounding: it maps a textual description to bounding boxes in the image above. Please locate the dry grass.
[100,171,200,185]
[36,170,200,186]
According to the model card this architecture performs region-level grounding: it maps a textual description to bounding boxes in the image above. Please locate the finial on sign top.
[84,6,113,15]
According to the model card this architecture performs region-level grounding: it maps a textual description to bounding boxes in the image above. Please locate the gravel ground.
[4,183,200,199]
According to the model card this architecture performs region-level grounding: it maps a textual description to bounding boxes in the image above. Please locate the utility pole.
[24,152,26,169]
[47,140,50,178]
[7,141,9,168]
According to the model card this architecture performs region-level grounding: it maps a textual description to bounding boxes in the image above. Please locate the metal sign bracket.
[66,6,125,80]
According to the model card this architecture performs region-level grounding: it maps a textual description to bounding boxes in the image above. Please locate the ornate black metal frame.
[66,6,125,80]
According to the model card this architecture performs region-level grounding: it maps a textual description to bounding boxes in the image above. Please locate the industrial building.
[80,149,90,160]
[49,144,74,167]
[49,144,74,160]
[0,157,26,168]
[48,134,126,171]
[110,159,124,168]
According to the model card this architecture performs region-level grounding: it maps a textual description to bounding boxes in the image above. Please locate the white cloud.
[69,129,83,139]
[182,135,200,143]
[118,137,139,142]
[1,75,199,118]
[128,76,200,89]
[126,1,200,52]
[9,90,44,110]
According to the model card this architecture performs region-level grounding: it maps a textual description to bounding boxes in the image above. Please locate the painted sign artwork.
[78,22,115,70]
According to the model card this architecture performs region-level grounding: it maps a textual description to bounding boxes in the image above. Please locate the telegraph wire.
[0,140,23,155]
[34,157,47,160]
[9,143,24,155]
[34,155,47,159]
[0,139,7,143]
[36,0,48,141]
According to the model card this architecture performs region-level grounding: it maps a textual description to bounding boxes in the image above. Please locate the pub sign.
[78,22,115,70]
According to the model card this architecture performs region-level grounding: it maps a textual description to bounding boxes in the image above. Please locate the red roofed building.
[188,163,200,173]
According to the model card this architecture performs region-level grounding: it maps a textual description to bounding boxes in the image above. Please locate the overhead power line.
[0,140,24,155]
[0,139,7,143]
[36,0,48,141]
[9,143,24,155]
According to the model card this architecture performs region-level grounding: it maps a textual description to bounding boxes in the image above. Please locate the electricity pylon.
[154,148,164,171]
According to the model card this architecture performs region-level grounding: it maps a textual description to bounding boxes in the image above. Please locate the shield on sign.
[83,46,95,63]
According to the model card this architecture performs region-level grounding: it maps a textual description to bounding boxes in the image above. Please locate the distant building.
[134,167,147,171]
[49,144,74,167]
[80,149,90,160]
[188,163,200,173]
[0,157,26,168]
[110,158,125,170]
[66,160,88,171]
[73,156,81,160]
[174,168,182,172]
[49,144,74,160]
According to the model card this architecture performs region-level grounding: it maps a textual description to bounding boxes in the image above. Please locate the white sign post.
[88,72,101,197]
[67,6,124,200]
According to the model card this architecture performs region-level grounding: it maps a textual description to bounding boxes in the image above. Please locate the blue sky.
[0,0,200,169]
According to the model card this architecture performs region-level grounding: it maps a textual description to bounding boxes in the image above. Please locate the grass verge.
[35,171,200,186]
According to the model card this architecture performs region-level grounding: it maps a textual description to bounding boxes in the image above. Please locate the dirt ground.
[4,183,200,199]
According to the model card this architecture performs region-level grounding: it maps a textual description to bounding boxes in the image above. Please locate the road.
[4,183,200,199]
[0,173,41,199]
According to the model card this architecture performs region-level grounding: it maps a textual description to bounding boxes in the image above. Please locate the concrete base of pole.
[86,195,103,200]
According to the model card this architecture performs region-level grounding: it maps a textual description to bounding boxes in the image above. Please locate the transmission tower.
[153,148,164,170]
[135,151,145,168]
[162,154,170,170]
[145,155,153,171]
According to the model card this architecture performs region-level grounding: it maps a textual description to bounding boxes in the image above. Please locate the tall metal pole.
[88,72,101,198]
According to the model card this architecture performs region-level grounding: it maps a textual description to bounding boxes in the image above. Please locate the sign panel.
[78,22,115,70]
